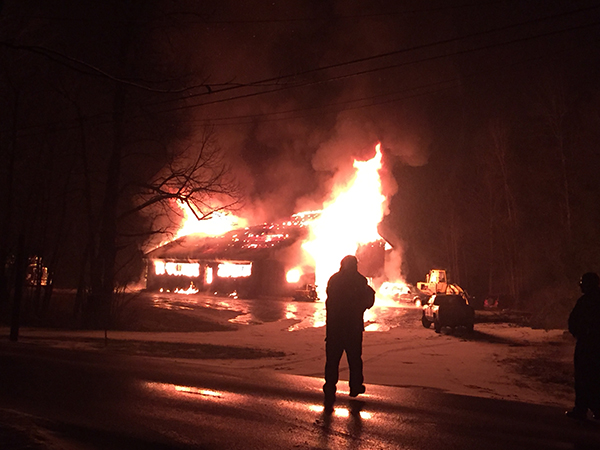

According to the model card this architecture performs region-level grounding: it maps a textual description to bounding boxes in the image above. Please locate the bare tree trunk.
[89,2,134,328]
[487,187,496,296]
[0,92,18,316]
[9,236,25,341]
[542,80,572,247]
[69,101,97,320]
[489,119,520,304]
[92,87,125,328]
[446,208,461,284]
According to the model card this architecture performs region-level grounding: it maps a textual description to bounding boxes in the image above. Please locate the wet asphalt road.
[1,342,600,449]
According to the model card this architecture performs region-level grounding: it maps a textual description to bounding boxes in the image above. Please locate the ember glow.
[302,143,386,299]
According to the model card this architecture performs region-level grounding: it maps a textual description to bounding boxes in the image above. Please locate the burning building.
[145,210,387,299]
[145,143,398,300]
[145,212,320,299]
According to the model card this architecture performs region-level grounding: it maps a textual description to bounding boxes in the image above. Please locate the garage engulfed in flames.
[146,212,321,298]
[145,143,397,300]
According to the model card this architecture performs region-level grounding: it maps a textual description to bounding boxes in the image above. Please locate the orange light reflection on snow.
[175,385,221,397]
[285,303,297,319]
[286,303,326,331]
[364,306,382,331]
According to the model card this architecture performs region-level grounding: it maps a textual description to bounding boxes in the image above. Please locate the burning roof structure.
[148,211,318,262]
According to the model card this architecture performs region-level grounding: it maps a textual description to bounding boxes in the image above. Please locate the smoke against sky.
[159,0,600,227]
[159,0,451,223]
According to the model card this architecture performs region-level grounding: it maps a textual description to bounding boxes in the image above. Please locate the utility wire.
[146,3,600,106]
[5,8,600,136]
[5,3,596,101]
[186,36,600,127]
[151,19,600,113]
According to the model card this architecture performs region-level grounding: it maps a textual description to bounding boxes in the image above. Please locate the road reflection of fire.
[145,382,230,401]
[175,386,221,397]
[308,404,373,420]
[146,382,376,421]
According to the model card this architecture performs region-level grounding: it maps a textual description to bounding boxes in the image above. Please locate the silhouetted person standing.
[323,255,375,408]
[566,272,600,420]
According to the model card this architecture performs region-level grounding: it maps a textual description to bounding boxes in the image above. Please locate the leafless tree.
[481,118,520,304]
[0,2,242,330]
[535,76,572,246]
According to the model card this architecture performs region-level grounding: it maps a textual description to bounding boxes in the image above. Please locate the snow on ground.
[3,300,576,409]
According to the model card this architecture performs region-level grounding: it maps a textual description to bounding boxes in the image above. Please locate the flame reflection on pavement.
[144,382,374,420]
[145,382,230,401]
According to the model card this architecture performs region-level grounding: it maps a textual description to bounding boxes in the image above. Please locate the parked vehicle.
[421,293,475,333]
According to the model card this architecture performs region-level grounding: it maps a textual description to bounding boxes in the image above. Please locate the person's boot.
[323,383,336,413]
[323,393,335,413]
[349,384,366,398]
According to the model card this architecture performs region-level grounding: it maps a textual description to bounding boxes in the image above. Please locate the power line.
[5,6,600,136]
[184,37,600,127]
[151,19,600,113]
[141,3,600,109]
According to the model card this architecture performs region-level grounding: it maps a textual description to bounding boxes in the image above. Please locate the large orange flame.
[302,143,386,299]
[175,202,247,238]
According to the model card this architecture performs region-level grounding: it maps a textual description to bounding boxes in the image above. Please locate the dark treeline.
[387,68,600,323]
[0,1,238,329]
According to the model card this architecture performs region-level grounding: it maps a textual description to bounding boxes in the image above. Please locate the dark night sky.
[2,0,600,296]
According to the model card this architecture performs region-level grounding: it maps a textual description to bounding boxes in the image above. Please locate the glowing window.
[154,261,166,275]
[163,262,200,277]
[217,263,252,278]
